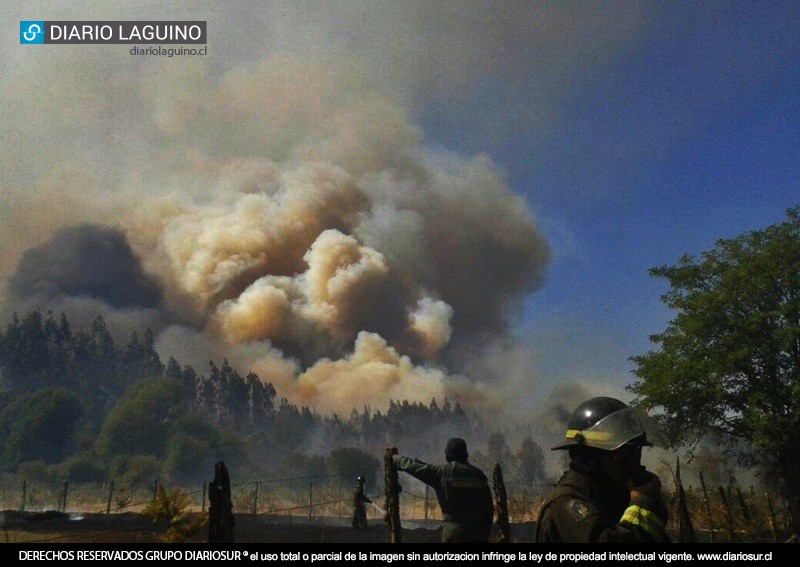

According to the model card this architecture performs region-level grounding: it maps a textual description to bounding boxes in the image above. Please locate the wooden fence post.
[384,446,401,543]
[765,492,779,543]
[252,482,259,515]
[338,482,342,519]
[717,486,738,542]
[106,481,114,514]
[424,484,429,521]
[308,482,313,522]
[699,471,716,543]
[735,487,753,541]
[21,480,26,512]
[61,480,69,513]
[675,456,696,543]
[492,463,511,543]
[784,496,798,541]
[202,481,207,512]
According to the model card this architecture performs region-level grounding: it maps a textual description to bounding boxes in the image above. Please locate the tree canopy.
[629,205,800,532]
[0,309,500,489]
[0,387,83,470]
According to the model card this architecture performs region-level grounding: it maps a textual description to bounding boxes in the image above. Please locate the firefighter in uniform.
[535,396,671,543]
[393,437,494,542]
[352,476,372,529]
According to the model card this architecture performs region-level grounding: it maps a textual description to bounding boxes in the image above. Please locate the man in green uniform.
[393,437,494,542]
[535,396,671,543]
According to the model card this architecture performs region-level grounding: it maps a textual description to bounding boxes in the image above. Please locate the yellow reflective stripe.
[620,505,665,539]
[565,429,612,442]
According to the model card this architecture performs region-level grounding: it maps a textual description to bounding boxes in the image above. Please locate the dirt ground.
[1,510,536,544]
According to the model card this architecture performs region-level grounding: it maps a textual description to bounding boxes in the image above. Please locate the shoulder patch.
[566,498,591,520]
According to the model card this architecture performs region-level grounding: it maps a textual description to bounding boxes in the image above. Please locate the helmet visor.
[566,407,668,450]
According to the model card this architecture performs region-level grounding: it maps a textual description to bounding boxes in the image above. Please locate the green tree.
[629,206,800,534]
[162,431,215,486]
[511,436,546,490]
[0,387,83,470]
[108,454,161,490]
[486,432,514,468]
[161,415,244,485]
[0,311,48,391]
[279,451,328,491]
[96,379,183,459]
[59,451,107,483]
[326,447,380,488]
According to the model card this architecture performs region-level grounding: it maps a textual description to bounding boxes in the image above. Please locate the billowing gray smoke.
[0,1,647,422]
[9,224,162,309]
[0,50,553,419]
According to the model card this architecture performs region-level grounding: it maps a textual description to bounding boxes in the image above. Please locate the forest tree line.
[0,310,547,491]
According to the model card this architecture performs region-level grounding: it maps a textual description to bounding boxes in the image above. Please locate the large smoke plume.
[1,1,647,426]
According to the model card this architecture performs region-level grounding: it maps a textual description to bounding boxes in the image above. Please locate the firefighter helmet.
[551,396,667,451]
[356,476,366,484]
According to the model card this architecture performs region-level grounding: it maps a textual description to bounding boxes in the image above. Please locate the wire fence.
[0,473,795,543]
[0,471,549,525]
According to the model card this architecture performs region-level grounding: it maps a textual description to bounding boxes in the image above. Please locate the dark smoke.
[8,224,163,310]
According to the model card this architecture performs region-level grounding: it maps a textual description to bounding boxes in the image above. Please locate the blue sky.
[1,1,798,425]
[421,1,800,394]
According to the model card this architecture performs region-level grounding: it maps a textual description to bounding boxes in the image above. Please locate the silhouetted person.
[351,476,372,529]
[208,461,234,543]
[393,437,494,542]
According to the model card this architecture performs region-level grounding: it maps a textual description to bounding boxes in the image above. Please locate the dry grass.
[0,511,457,544]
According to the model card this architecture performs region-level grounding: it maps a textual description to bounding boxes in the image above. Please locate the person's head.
[553,397,666,488]
[445,437,469,463]
[356,476,366,485]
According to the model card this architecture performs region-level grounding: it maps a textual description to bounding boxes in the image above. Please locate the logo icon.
[20,21,44,44]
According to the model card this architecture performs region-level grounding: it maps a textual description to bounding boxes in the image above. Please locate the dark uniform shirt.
[393,455,494,543]
[535,468,670,543]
